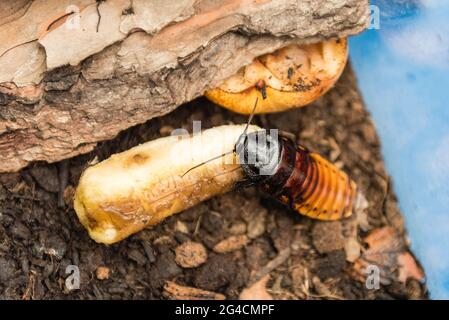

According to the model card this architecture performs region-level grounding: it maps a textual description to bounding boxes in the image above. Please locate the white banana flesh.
[74,124,261,244]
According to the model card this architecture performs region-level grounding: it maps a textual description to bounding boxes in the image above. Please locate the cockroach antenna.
[181,151,234,178]
[234,96,258,148]
[243,97,258,137]
[181,97,259,178]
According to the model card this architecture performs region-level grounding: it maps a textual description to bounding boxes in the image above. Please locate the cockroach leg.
[234,178,256,191]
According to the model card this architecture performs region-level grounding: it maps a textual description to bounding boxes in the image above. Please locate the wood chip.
[213,235,249,253]
[344,237,361,263]
[63,185,75,208]
[311,221,345,254]
[341,215,361,262]
[247,211,266,239]
[175,220,189,234]
[227,221,247,235]
[354,191,370,231]
[95,266,110,280]
[251,248,291,283]
[312,276,344,300]
[163,281,225,300]
[175,241,207,268]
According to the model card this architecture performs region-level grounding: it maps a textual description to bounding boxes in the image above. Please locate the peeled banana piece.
[74,124,261,244]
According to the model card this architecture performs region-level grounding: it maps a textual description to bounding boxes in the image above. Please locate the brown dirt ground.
[0,64,428,300]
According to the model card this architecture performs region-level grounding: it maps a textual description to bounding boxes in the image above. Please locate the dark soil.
[0,64,428,300]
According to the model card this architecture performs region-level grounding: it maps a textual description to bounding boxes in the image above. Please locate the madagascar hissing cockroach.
[187,98,357,221]
[234,128,357,220]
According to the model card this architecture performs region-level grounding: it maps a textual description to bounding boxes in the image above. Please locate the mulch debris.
[0,65,427,299]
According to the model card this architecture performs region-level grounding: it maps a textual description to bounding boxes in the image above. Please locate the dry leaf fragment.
[397,252,424,283]
[351,226,424,285]
[239,275,273,300]
[364,226,402,251]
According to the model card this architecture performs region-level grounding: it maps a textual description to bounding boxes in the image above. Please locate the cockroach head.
[235,130,281,180]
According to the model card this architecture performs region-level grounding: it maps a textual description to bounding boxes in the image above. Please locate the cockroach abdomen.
[239,131,356,221]
[276,147,356,221]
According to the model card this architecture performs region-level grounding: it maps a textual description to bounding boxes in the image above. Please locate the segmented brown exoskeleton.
[236,130,357,220]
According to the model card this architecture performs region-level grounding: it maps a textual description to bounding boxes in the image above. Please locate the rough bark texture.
[0,0,369,173]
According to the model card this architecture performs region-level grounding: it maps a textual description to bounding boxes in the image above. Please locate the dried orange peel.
[205,38,348,114]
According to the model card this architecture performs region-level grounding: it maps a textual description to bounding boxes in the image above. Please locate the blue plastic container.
[350,0,449,299]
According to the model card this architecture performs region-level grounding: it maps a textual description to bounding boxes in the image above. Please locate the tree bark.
[0,0,368,173]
